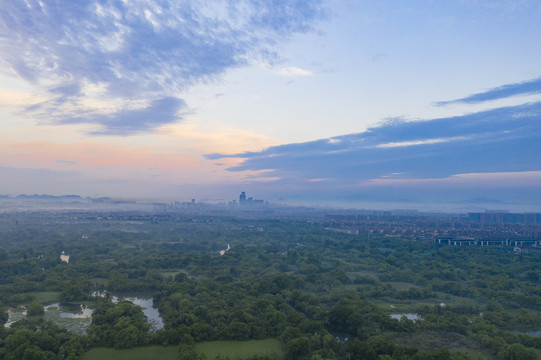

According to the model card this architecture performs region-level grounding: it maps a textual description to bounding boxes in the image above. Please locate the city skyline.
[1,1,541,211]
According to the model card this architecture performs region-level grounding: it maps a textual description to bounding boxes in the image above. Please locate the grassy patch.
[373,300,418,313]
[430,292,482,307]
[195,338,284,359]
[82,346,178,360]
[347,271,378,278]
[90,278,108,287]
[385,281,420,291]
[160,270,181,279]
[28,291,61,304]
[82,340,283,360]
[389,331,495,360]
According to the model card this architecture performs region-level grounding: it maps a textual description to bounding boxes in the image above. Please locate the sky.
[1,0,541,211]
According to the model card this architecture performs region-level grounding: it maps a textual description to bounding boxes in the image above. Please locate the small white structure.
[219,244,231,256]
[60,251,70,263]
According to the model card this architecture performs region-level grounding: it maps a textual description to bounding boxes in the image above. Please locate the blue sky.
[1,0,541,211]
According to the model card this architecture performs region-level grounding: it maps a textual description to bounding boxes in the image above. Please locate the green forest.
[0,211,540,360]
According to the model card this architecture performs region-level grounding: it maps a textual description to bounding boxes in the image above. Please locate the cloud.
[0,0,325,134]
[206,101,541,184]
[55,160,80,166]
[276,67,313,76]
[58,96,186,136]
[437,77,541,105]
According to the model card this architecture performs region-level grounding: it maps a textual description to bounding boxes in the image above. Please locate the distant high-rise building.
[238,191,265,207]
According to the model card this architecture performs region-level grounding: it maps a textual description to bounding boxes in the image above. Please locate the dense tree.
[26,302,44,316]
[286,336,310,359]
[87,300,150,349]
[498,343,540,360]
[0,320,84,360]
[346,338,377,360]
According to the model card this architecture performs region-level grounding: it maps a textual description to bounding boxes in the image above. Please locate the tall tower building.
[239,192,246,203]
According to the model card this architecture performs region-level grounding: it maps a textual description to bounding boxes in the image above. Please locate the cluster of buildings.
[165,192,268,212]
[467,212,541,225]
[323,211,541,250]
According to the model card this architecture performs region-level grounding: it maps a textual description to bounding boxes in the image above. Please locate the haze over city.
[1,0,541,212]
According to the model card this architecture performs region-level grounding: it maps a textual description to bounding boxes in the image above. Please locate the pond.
[390,313,422,322]
[44,303,93,334]
[111,295,164,332]
[4,294,164,334]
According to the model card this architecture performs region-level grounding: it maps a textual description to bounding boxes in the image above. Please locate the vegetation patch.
[159,270,181,279]
[390,331,494,360]
[90,278,108,287]
[82,346,179,360]
[194,339,284,359]
[28,291,61,303]
[385,281,421,291]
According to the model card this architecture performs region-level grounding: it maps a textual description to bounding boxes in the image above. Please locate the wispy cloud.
[437,77,541,105]
[276,67,313,76]
[206,100,541,183]
[0,0,325,135]
[374,136,471,149]
[55,160,80,166]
